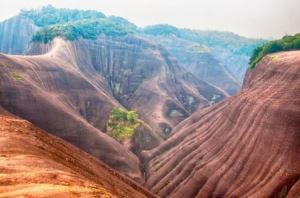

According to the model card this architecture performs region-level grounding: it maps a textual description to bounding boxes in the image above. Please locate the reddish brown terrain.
[143,35,241,95]
[27,37,228,139]
[0,36,228,170]
[0,111,156,197]
[0,6,298,198]
[143,51,300,197]
[0,38,142,180]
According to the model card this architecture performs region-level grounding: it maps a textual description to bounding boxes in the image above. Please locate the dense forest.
[22,5,136,43]
[20,5,276,70]
[142,24,264,57]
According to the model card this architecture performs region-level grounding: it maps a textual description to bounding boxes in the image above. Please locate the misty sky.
[0,0,299,39]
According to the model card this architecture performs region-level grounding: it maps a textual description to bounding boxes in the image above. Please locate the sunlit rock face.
[143,51,300,198]
[0,112,156,198]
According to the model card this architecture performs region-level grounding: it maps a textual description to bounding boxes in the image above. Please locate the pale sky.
[0,0,299,39]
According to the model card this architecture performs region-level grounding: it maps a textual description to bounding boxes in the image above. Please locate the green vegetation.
[249,33,300,68]
[32,18,135,43]
[107,108,141,141]
[143,24,265,57]
[10,72,23,81]
[143,24,181,37]
[108,16,137,31]
[21,5,105,27]
[22,6,136,43]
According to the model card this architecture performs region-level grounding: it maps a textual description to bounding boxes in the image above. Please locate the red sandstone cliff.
[143,51,300,197]
[0,111,156,197]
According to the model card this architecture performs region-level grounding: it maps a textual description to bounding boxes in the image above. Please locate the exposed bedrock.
[0,113,156,197]
[28,36,229,139]
[143,51,300,197]
[0,15,38,54]
[0,36,228,180]
[0,41,142,180]
[143,35,242,95]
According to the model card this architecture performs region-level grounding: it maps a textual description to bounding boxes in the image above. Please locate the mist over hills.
[0,5,264,83]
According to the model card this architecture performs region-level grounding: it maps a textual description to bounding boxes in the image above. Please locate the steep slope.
[26,36,228,139]
[143,51,300,197]
[0,38,142,180]
[0,36,227,177]
[0,7,262,95]
[193,31,265,81]
[143,35,241,95]
[142,25,264,83]
[0,15,38,54]
[0,112,156,198]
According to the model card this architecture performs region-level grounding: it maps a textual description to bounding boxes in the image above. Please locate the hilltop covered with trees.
[21,5,136,43]
[19,6,271,73]
[21,5,105,27]
[249,33,300,68]
[142,24,264,57]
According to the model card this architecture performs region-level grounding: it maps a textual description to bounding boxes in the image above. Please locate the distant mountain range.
[0,4,265,176]
[0,5,265,85]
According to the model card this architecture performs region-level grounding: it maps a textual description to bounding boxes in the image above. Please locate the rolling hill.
[0,110,156,197]
[143,51,300,197]
[0,35,228,179]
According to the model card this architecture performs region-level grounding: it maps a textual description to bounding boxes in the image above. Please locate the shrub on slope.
[249,33,300,68]
[107,108,141,141]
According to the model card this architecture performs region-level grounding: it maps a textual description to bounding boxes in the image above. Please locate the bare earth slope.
[0,38,142,180]
[27,37,228,139]
[0,36,228,161]
[143,51,300,197]
[0,112,156,198]
[143,35,241,95]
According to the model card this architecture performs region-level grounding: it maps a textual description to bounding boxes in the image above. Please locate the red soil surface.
[143,51,300,197]
[0,112,156,198]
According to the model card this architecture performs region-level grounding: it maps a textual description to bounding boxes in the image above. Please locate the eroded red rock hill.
[0,37,227,181]
[0,110,156,197]
[143,51,300,197]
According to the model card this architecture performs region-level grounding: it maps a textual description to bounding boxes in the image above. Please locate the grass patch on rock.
[10,72,23,81]
[107,107,141,141]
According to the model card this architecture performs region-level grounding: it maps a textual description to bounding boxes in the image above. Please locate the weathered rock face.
[28,37,228,139]
[143,51,300,197]
[0,16,38,54]
[179,52,240,95]
[143,36,241,95]
[215,48,252,82]
[0,13,254,97]
[0,113,156,198]
[0,36,228,179]
[0,40,142,180]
